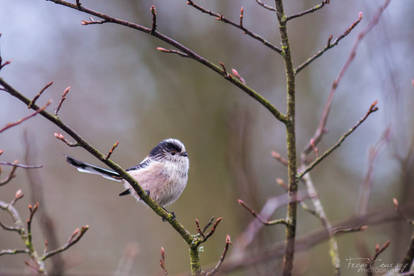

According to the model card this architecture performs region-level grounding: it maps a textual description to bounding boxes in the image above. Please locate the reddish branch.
[105,140,119,160]
[367,241,391,276]
[204,235,231,276]
[54,132,80,147]
[186,0,282,54]
[357,128,391,215]
[55,86,70,115]
[160,246,168,275]
[0,100,51,133]
[298,101,379,179]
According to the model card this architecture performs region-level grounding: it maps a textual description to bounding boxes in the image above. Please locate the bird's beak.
[180,152,188,157]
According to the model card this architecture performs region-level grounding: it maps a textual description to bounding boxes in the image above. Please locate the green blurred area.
[0,0,414,275]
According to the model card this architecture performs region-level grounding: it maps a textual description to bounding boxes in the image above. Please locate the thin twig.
[239,7,244,28]
[55,86,70,115]
[295,12,362,75]
[42,225,89,260]
[0,161,42,169]
[357,127,391,215]
[0,100,51,133]
[54,132,80,147]
[255,0,275,11]
[186,0,282,54]
[0,161,18,186]
[367,241,391,276]
[202,217,222,243]
[271,150,288,167]
[202,217,216,234]
[287,0,330,22]
[0,249,29,256]
[105,140,119,160]
[204,235,231,276]
[28,81,53,108]
[301,171,340,275]
[195,219,206,239]
[150,5,157,34]
[160,246,168,275]
[238,199,288,226]
[27,202,40,246]
[81,18,108,25]
[156,47,189,58]
[298,101,379,179]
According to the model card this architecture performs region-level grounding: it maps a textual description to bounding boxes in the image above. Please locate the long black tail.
[66,156,121,182]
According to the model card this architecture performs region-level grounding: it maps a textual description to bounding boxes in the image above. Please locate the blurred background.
[0,0,413,275]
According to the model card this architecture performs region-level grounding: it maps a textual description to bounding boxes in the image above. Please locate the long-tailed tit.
[66,138,189,207]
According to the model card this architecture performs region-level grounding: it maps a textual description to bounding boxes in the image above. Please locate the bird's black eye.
[171,152,176,155]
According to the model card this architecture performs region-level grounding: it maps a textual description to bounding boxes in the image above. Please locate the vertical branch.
[190,246,201,275]
[274,0,297,275]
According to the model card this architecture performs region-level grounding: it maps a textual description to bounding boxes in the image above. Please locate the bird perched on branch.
[66,138,189,208]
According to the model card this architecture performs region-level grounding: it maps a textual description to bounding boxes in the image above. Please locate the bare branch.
[0,161,18,186]
[27,202,40,246]
[0,248,29,256]
[150,5,157,34]
[357,127,391,215]
[81,17,108,25]
[195,219,206,239]
[202,217,222,243]
[160,246,168,275]
[55,86,70,115]
[271,150,288,167]
[295,12,362,75]
[28,81,53,108]
[156,47,189,58]
[105,140,119,160]
[255,0,275,11]
[54,132,80,147]
[0,100,51,133]
[204,235,231,276]
[42,225,89,260]
[238,199,288,226]
[287,0,330,22]
[298,101,379,179]
[0,161,42,169]
[367,241,391,276]
[186,0,282,54]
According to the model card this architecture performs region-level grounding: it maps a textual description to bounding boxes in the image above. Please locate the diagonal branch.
[287,0,330,22]
[298,101,379,179]
[0,100,51,133]
[186,0,282,54]
[41,225,89,260]
[295,12,362,75]
[43,0,287,124]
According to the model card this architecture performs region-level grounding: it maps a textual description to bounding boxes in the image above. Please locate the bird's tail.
[66,156,122,182]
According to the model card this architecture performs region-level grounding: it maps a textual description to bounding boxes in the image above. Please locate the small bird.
[66,138,189,207]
